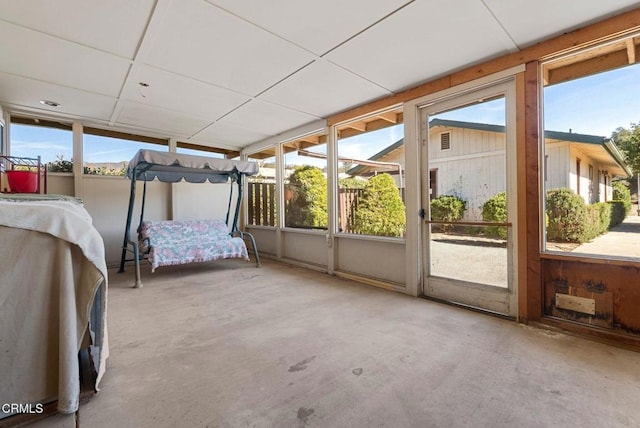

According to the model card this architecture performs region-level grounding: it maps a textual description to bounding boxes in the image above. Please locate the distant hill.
[84,161,128,170]
[83,161,128,175]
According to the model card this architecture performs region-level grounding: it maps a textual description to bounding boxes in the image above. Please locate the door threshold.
[419,294,515,321]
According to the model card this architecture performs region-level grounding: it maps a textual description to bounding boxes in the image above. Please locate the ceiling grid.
[0,0,638,150]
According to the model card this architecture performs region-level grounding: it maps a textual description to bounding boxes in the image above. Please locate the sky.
[8,63,640,165]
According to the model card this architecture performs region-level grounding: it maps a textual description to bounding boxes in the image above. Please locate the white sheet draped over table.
[0,197,108,416]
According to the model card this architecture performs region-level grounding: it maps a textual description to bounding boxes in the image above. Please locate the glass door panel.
[422,82,516,316]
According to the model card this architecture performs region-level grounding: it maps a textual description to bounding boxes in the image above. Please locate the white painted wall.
[47,173,74,196]
[430,126,505,160]
[428,125,507,221]
[173,180,237,222]
[568,146,610,204]
[246,227,277,256]
[431,153,506,221]
[281,231,328,267]
[569,149,584,203]
[544,142,569,192]
[335,237,406,285]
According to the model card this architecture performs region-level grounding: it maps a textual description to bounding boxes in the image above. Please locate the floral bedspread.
[139,219,249,271]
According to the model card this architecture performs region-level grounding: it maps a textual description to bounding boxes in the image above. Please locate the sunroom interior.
[2,1,640,426]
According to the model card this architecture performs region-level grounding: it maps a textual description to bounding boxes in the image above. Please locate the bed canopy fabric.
[119,149,260,287]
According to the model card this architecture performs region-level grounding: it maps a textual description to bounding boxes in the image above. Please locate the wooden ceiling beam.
[337,113,405,141]
[328,8,640,126]
[282,134,327,153]
[377,111,399,124]
[176,141,236,155]
[626,38,637,63]
[248,148,276,160]
[547,49,629,85]
[346,121,367,132]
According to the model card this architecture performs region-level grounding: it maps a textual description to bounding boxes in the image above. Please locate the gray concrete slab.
[30,259,640,427]
[27,412,76,428]
[574,215,640,258]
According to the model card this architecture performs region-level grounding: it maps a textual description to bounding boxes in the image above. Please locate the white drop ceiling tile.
[325,0,518,92]
[121,65,250,121]
[483,0,640,48]
[192,122,271,148]
[117,102,211,137]
[0,22,131,97]
[1,0,155,58]
[207,0,412,55]
[259,60,391,117]
[218,99,320,136]
[144,0,315,96]
[0,73,116,120]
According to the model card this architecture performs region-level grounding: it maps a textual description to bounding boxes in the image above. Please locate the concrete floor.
[29,259,640,428]
[575,215,640,258]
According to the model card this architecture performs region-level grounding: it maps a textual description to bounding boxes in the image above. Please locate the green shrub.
[339,177,366,189]
[546,188,588,243]
[285,165,328,229]
[352,173,405,237]
[482,192,507,239]
[546,189,613,243]
[48,156,73,172]
[582,203,610,241]
[430,194,466,232]
[595,202,611,235]
[612,181,631,215]
[608,201,626,227]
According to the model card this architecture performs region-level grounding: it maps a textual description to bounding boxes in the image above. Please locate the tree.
[352,173,405,237]
[339,177,366,189]
[612,123,640,175]
[612,124,640,200]
[285,165,328,229]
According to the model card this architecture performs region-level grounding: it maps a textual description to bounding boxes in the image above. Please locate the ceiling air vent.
[440,132,451,150]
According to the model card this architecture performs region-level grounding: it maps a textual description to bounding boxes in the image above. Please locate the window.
[247,149,276,227]
[440,132,451,150]
[542,35,640,258]
[336,107,405,237]
[10,120,73,170]
[283,133,327,230]
[83,130,166,175]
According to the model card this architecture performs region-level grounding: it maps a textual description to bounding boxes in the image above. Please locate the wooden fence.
[248,182,403,233]
[338,188,363,233]
[248,182,277,226]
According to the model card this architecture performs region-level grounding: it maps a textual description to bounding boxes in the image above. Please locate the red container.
[6,170,39,193]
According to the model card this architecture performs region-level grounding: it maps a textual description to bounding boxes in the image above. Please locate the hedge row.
[432,188,627,243]
[613,181,632,215]
[546,188,626,243]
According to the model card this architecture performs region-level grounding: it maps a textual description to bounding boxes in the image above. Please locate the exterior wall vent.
[440,132,451,150]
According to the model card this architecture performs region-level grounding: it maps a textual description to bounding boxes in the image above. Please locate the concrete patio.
[27,259,640,428]
[574,214,640,259]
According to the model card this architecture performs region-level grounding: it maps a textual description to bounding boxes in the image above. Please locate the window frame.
[540,34,640,261]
